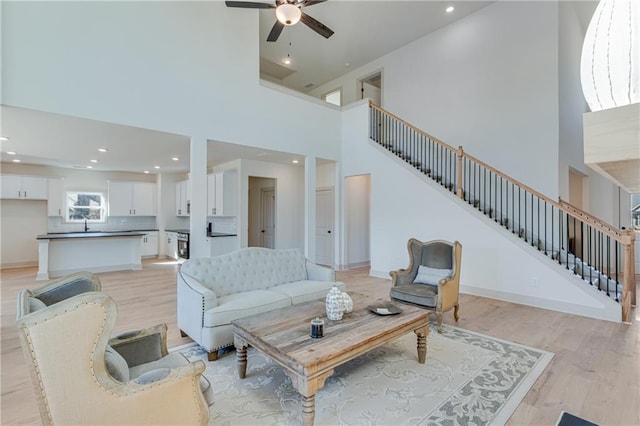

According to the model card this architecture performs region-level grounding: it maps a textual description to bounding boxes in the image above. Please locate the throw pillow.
[413,265,452,285]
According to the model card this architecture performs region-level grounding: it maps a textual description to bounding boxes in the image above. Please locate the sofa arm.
[389,268,414,286]
[177,271,218,340]
[96,360,209,424]
[109,324,168,367]
[306,260,336,282]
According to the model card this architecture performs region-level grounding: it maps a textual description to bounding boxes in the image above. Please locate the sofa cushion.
[271,280,346,305]
[413,265,452,285]
[390,284,437,308]
[204,290,291,327]
[128,352,214,407]
[181,248,308,297]
[105,345,130,382]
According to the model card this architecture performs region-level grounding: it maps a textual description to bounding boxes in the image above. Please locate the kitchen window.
[66,191,105,222]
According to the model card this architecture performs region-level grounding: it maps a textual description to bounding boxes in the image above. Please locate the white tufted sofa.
[177,247,345,360]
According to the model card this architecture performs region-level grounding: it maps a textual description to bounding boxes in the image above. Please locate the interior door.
[261,188,275,249]
[315,188,334,266]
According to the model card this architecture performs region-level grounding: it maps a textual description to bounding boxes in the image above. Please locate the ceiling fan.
[225,0,334,42]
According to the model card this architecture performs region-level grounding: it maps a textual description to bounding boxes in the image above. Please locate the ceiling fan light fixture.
[276,3,301,26]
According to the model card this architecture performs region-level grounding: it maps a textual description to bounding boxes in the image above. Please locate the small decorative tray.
[367,303,403,316]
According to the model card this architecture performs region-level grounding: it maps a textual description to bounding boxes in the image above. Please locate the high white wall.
[558,2,592,199]
[342,102,620,322]
[2,1,341,161]
[314,2,561,199]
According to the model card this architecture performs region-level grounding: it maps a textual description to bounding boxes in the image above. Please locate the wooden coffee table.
[232,293,430,426]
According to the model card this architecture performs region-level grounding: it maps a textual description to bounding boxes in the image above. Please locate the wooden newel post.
[456,146,464,199]
[621,229,636,322]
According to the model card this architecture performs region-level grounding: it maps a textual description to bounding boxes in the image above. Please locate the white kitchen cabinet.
[108,181,156,216]
[207,171,237,216]
[140,231,159,257]
[206,173,222,216]
[175,180,190,216]
[47,178,65,216]
[164,231,178,260]
[1,175,48,200]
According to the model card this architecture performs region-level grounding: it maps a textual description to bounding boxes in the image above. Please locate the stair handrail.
[462,151,626,244]
[368,101,636,322]
[558,198,627,239]
[369,101,457,152]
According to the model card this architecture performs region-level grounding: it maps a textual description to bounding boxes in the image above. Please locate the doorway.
[248,177,276,248]
[358,71,382,106]
[315,188,334,266]
[344,174,371,269]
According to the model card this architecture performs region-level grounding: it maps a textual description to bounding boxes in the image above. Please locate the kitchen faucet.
[84,219,89,232]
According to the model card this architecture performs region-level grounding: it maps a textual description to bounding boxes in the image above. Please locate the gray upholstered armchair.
[389,238,462,332]
[16,272,213,425]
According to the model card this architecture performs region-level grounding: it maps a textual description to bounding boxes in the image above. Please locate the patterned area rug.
[176,324,553,425]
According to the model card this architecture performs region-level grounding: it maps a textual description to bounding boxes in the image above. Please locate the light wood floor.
[1,260,639,425]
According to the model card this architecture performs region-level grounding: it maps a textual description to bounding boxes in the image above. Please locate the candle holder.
[310,317,324,338]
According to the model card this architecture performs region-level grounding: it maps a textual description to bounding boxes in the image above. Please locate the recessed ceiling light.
[0,136,9,141]
[86,165,93,169]
[90,159,98,163]
[154,165,160,169]
[12,159,21,163]
[446,6,455,13]
[345,62,350,67]
[292,160,299,164]
[98,148,108,152]
[144,170,150,174]
[7,151,16,155]
[171,157,180,161]
[283,58,292,65]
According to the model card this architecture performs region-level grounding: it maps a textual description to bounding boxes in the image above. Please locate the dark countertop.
[166,229,236,237]
[208,232,237,237]
[37,231,146,240]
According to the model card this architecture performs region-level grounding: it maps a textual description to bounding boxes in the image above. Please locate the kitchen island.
[36,231,146,280]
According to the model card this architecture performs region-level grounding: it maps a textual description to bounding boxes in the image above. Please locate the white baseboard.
[1,260,38,270]
[369,269,391,280]
[460,284,621,323]
[337,261,371,270]
[47,263,142,279]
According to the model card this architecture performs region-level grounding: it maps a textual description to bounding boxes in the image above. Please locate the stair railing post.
[456,146,464,200]
[622,230,636,320]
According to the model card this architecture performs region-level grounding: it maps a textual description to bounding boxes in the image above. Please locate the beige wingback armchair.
[389,238,462,332]
[16,272,212,425]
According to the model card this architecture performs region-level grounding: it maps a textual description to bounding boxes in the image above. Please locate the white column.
[304,156,317,261]
[189,135,208,258]
[37,239,50,280]
[333,161,342,269]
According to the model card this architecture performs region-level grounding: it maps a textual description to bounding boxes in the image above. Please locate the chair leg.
[436,312,443,333]
[207,350,219,362]
[453,304,460,322]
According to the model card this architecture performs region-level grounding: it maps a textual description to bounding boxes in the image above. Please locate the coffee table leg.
[284,369,334,426]
[415,325,429,364]
[234,335,248,378]
[301,395,315,426]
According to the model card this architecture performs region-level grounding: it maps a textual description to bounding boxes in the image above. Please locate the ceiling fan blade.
[301,0,327,7]
[300,12,334,39]
[225,1,275,9]
[267,20,285,42]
